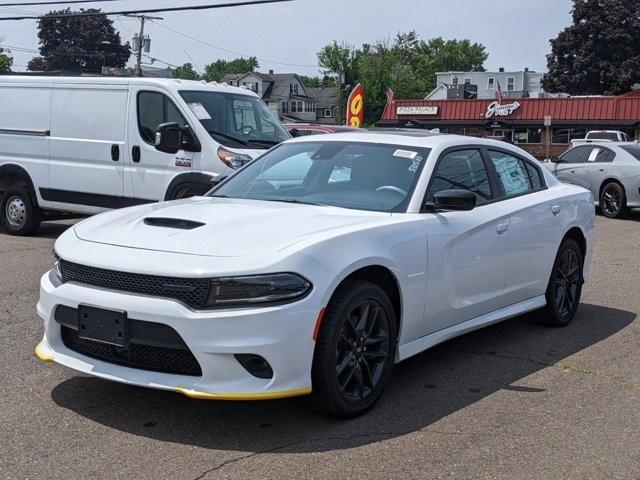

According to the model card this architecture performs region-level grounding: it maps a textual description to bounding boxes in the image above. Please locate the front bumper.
[36,271,320,400]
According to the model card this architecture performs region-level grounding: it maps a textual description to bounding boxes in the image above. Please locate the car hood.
[74,197,390,257]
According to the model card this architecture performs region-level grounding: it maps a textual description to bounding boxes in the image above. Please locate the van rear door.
[46,84,128,210]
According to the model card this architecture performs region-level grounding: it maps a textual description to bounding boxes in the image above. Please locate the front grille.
[61,326,202,376]
[60,259,209,309]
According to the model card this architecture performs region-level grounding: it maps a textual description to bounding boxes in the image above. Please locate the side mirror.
[432,189,477,211]
[550,156,561,163]
[155,122,181,154]
[155,123,202,154]
[289,128,300,138]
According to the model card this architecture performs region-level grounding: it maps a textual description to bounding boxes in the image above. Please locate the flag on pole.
[346,83,365,127]
[496,80,506,102]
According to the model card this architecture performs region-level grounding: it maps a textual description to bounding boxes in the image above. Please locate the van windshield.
[179,90,290,149]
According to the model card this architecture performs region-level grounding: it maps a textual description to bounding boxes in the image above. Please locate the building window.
[298,101,303,112]
[291,101,297,113]
[282,101,288,113]
[464,78,471,85]
[452,76,459,86]
[324,108,332,118]
[513,128,542,144]
[507,77,515,91]
[487,77,495,90]
[552,128,587,144]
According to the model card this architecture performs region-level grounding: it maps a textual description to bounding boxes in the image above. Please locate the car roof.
[286,131,521,151]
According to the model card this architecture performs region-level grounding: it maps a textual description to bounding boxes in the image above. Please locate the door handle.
[496,222,509,234]
[111,144,120,161]
[551,205,561,216]
[132,145,141,163]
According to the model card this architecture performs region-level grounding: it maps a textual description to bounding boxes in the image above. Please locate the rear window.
[587,132,618,140]
[620,145,640,161]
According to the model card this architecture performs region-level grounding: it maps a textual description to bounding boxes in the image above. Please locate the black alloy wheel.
[600,182,627,219]
[336,299,391,403]
[310,280,397,417]
[532,238,583,327]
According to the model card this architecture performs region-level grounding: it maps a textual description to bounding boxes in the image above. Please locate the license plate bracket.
[77,305,129,347]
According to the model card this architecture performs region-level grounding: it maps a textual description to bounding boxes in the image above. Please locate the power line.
[0,0,119,6]
[0,0,295,20]
[150,19,320,69]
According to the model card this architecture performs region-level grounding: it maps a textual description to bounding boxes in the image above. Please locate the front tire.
[310,280,397,417]
[1,185,42,236]
[531,238,583,327]
[600,182,627,219]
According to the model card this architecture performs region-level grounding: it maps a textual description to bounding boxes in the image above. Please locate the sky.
[0,0,574,75]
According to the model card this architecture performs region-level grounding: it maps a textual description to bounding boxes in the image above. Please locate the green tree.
[317,32,487,124]
[542,0,640,95]
[172,62,200,80]
[202,57,259,82]
[27,8,130,73]
[0,47,13,73]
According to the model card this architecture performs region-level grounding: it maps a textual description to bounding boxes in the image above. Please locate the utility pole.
[125,14,163,77]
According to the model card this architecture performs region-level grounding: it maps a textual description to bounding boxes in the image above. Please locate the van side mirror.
[550,155,560,163]
[289,128,300,138]
[431,189,477,211]
[155,123,202,154]
[155,122,181,154]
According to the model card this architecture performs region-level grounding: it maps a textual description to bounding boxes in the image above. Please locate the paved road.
[2,213,639,479]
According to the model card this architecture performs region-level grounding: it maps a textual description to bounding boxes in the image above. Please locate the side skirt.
[40,188,155,209]
[397,295,547,362]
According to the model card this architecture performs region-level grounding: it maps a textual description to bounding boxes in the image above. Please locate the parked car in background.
[37,132,594,417]
[570,130,631,147]
[285,123,359,137]
[544,142,640,218]
[0,76,289,235]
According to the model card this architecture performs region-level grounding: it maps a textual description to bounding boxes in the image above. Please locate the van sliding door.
[45,85,128,210]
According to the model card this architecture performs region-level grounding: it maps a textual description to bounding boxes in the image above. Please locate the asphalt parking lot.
[2,212,639,480]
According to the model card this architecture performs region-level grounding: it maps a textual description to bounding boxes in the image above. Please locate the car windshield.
[620,145,640,161]
[179,90,290,149]
[587,132,618,140]
[210,141,431,212]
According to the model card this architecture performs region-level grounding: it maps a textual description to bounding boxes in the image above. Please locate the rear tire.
[600,182,628,219]
[1,185,42,236]
[310,280,397,417]
[531,238,583,327]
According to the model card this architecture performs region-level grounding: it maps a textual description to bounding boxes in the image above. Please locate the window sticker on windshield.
[393,149,418,159]
[188,102,211,120]
[408,155,423,173]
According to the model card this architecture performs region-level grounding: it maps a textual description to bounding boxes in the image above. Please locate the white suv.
[0,76,289,235]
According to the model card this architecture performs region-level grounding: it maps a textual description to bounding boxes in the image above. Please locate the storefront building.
[378,91,640,159]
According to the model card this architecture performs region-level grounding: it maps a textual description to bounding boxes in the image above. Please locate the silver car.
[545,143,640,218]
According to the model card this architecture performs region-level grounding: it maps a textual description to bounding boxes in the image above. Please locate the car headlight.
[217,147,253,169]
[204,273,311,307]
[52,251,62,281]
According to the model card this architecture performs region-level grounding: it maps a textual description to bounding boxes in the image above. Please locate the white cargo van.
[0,76,289,235]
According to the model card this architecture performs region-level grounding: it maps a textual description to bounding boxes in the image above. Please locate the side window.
[427,149,492,205]
[488,150,542,197]
[137,91,186,144]
[590,147,615,163]
[559,146,591,164]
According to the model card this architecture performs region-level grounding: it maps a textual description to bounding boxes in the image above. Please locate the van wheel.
[1,185,42,236]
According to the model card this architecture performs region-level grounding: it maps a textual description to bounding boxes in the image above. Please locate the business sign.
[485,101,521,118]
[346,83,365,128]
[397,106,439,116]
[544,115,552,127]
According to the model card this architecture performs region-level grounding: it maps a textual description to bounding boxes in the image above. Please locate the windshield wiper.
[263,198,327,207]
[207,130,247,146]
[246,139,279,148]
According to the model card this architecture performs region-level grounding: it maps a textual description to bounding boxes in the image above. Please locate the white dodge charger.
[36,132,595,417]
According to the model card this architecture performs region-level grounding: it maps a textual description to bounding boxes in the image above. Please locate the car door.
[552,145,592,187]
[577,146,615,200]
[421,147,512,336]
[49,85,127,208]
[485,148,562,304]
[127,87,191,202]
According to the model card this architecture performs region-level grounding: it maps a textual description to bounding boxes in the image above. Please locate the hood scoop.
[143,217,205,230]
